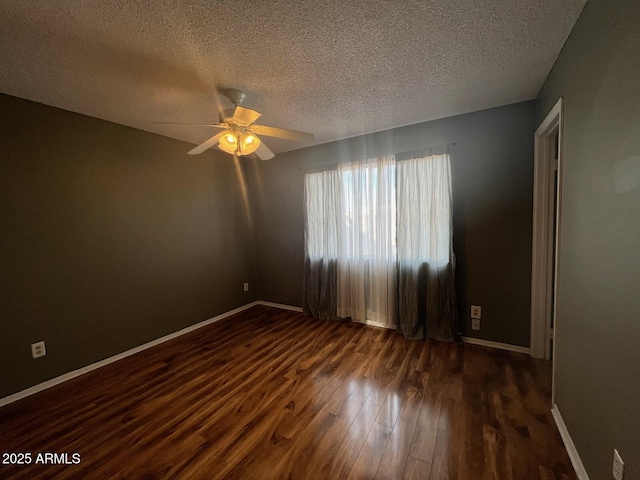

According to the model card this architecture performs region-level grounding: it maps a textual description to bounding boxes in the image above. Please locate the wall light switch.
[471,305,481,319]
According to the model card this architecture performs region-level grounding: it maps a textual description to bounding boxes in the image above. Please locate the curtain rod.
[304,143,457,173]
[395,143,455,160]
[305,163,338,174]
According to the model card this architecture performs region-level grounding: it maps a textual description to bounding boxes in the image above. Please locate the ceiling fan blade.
[152,122,227,128]
[255,142,275,161]
[249,124,314,143]
[232,106,261,126]
[187,131,225,155]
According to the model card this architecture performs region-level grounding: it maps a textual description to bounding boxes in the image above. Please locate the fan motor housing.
[224,89,246,105]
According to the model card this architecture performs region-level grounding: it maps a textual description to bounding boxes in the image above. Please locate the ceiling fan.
[166,89,315,160]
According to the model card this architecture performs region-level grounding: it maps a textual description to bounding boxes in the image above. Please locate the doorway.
[531,98,563,374]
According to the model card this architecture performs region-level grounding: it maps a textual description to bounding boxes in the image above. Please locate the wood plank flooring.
[0,305,576,479]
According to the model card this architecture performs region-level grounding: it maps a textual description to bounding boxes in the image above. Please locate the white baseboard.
[0,301,261,408]
[551,404,590,480]
[461,336,530,354]
[256,301,303,312]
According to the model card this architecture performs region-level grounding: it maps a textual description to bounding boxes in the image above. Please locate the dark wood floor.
[0,305,576,479]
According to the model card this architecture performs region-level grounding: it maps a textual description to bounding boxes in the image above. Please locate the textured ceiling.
[0,0,586,154]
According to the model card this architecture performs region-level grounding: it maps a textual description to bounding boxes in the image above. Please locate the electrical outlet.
[613,449,624,480]
[471,305,481,319]
[243,282,249,292]
[472,318,480,331]
[31,341,46,359]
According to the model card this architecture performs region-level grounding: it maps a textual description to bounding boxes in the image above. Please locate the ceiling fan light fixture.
[181,89,311,159]
[218,130,260,156]
[239,132,260,155]
[218,133,238,154]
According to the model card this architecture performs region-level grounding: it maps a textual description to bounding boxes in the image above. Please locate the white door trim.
[531,98,563,373]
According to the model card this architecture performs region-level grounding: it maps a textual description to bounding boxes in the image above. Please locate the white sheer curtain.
[305,170,338,262]
[396,154,452,269]
[303,169,339,320]
[396,153,456,340]
[336,156,396,327]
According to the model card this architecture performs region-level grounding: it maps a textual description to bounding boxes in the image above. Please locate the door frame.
[530,98,563,373]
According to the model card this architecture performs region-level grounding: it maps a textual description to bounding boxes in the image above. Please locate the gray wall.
[0,94,257,398]
[537,0,640,478]
[248,101,536,347]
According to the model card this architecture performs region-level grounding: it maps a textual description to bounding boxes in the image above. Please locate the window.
[304,152,455,339]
